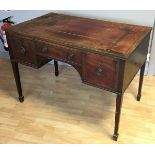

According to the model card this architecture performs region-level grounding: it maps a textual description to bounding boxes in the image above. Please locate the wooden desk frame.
[6,13,151,141]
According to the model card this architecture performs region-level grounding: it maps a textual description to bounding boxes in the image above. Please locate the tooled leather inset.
[9,13,151,58]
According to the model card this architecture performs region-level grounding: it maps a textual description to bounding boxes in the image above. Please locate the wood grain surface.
[6,12,151,58]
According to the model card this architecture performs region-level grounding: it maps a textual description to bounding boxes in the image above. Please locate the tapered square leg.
[113,93,123,141]
[137,62,146,101]
[54,60,59,76]
[11,61,24,103]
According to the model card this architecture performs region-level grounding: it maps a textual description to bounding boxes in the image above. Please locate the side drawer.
[8,34,37,66]
[35,40,82,66]
[83,53,119,91]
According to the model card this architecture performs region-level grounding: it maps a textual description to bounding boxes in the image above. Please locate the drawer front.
[84,53,118,90]
[9,35,36,65]
[35,41,82,65]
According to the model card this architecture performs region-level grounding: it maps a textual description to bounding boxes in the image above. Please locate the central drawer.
[35,40,82,66]
[84,53,119,90]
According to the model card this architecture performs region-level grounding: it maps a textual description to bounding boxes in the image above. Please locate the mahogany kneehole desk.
[6,13,151,141]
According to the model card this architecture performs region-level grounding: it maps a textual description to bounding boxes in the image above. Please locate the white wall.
[56,10,155,26]
[0,10,155,74]
[148,29,155,75]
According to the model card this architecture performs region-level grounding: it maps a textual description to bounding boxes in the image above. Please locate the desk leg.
[54,60,59,76]
[113,93,123,141]
[11,61,24,103]
[137,62,146,101]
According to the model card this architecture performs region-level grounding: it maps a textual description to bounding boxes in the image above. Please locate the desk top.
[8,12,151,58]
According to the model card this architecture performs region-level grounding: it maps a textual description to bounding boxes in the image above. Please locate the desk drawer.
[9,35,36,66]
[35,41,82,65]
[84,53,118,90]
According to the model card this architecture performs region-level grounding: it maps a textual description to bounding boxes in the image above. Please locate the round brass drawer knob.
[42,47,48,53]
[67,53,75,61]
[20,47,26,55]
[96,67,103,76]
